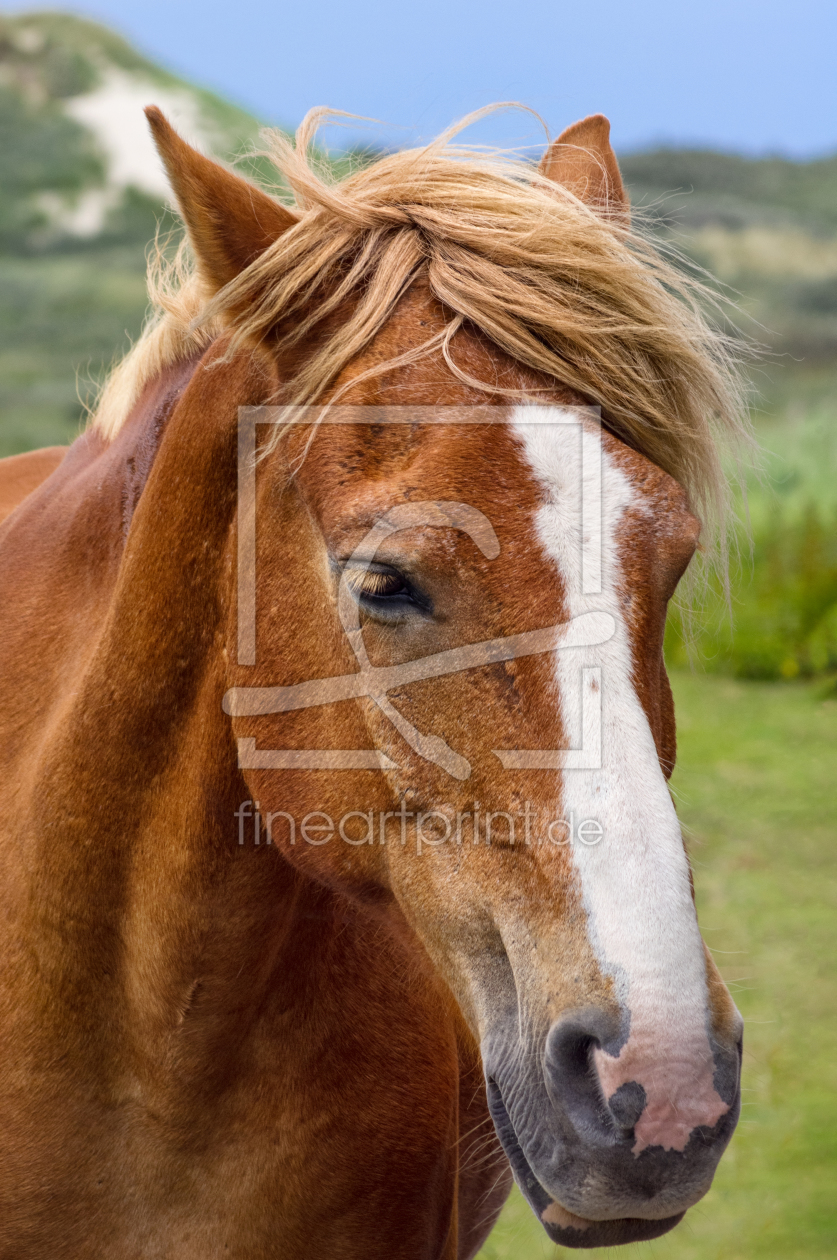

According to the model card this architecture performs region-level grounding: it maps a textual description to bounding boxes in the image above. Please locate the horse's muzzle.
[484,1010,742,1249]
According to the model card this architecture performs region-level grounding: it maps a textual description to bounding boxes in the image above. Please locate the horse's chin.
[488,1078,686,1248]
[538,1200,685,1249]
[511,1142,686,1249]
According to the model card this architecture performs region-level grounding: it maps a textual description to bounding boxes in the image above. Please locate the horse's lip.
[485,1077,685,1249]
[485,1075,577,1217]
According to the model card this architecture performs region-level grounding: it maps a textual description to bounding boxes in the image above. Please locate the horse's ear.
[539,114,629,221]
[145,106,296,291]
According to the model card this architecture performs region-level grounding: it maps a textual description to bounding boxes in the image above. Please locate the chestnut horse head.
[0,108,746,1256]
[141,107,744,1246]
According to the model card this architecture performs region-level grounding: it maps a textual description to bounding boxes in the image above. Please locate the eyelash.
[345,568,408,599]
[342,565,430,619]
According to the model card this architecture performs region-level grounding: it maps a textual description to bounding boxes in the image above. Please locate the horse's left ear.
[539,114,629,221]
[145,106,296,292]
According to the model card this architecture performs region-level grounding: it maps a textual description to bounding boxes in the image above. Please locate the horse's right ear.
[145,107,296,292]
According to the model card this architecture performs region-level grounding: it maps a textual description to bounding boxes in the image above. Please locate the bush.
[667,504,837,679]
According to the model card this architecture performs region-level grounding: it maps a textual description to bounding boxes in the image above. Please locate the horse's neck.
[0,350,365,1102]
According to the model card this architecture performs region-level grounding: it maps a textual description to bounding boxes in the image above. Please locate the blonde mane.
[92,107,750,561]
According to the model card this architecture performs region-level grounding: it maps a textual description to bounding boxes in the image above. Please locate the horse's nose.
[543,1006,742,1150]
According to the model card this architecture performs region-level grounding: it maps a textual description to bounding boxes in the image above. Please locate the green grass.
[0,245,149,454]
[478,670,837,1260]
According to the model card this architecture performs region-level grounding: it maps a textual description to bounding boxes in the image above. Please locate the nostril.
[544,1008,626,1146]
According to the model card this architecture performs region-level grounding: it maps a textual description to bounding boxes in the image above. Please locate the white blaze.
[511,406,728,1154]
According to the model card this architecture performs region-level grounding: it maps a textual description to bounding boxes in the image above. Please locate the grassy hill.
[623,148,837,363]
[622,146,837,232]
[0,10,262,249]
[0,9,272,450]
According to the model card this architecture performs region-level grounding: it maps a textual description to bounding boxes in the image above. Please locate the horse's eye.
[346,568,409,600]
[342,564,431,621]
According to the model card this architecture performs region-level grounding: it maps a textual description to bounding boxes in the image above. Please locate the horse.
[0,446,66,525]
[0,107,747,1257]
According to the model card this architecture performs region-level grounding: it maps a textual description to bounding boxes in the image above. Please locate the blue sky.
[9,0,837,156]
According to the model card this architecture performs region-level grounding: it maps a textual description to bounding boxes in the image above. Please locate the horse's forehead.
[301,280,698,569]
[303,415,533,520]
[323,277,576,407]
[304,411,694,545]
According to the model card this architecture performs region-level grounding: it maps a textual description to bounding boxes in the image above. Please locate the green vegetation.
[0,83,103,247]
[623,146,837,365]
[0,12,261,253]
[666,375,837,681]
[0,12,375,456]
[0,245,150,451]
[621,147,837,232]
[478,670,837,1259]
